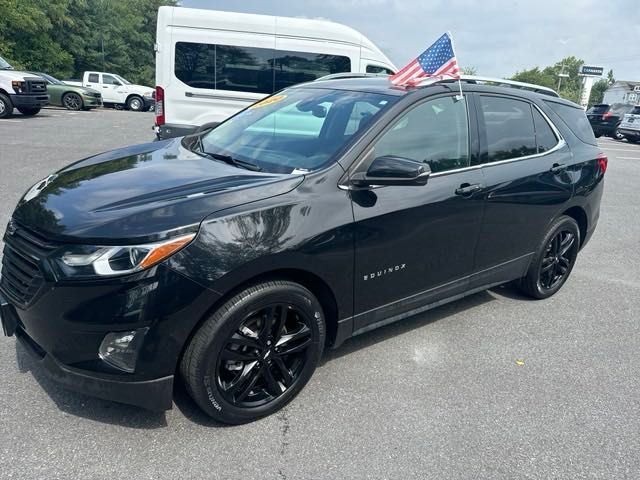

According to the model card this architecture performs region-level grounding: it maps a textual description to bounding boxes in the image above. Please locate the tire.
[0,93,13,118]
[127,95,144,111]
[181,280,325,424]
[594,132,602,138]
[612,128,625,141]
[518,215,580,299]
[62,92,83,111]
[16,106,40,116]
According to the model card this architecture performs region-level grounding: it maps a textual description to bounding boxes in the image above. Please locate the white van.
[154,6,396,139]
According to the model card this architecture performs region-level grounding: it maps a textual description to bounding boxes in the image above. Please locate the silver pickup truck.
[619,106,640,143]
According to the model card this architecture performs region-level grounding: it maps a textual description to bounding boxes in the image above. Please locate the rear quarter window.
[545,101,597,145]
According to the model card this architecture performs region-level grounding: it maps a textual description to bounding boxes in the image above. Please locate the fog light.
[98,328,149,373]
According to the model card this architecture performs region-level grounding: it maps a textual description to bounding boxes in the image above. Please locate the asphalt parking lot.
[1,108,639,479]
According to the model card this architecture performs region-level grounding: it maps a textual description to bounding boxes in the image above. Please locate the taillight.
[155,86,165,126]
[602,111,613,120]
[597,153,608,174]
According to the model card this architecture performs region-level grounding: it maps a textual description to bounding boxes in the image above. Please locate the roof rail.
[417,75,559,97]
[314,72,390,82]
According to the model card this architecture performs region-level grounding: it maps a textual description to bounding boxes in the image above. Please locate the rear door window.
[532,108,559,153]
[587,104,609,114]
[479,96,537,162]
[87,73,99,83]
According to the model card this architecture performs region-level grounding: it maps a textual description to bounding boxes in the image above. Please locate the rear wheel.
[612,128,625,141]
[62,92,83,111]
[16,106,40,116]
[181,280,325,424]
[518,216,580,299]
[0,93,13,118]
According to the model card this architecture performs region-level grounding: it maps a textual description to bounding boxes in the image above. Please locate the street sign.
[581,66,604,76]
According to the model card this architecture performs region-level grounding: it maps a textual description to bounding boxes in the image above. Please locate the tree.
[0,0,176,85]
[511,56,586,103]
[461,66,477,76]
[588,79,610,107]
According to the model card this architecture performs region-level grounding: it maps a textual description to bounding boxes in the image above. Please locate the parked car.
[0,75,605,424]
[30,72,102,110]
[65,71,154,111]
[617,105,640,143]
[154,6,397,139]
[586,103,634,139]
[0,55,49,118]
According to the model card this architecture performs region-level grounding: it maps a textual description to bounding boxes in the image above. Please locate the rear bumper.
[9,93,49,108]
[155,123,198,140]
[619,128,640,139]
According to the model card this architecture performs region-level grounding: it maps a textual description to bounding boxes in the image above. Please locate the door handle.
[455,183,483,196]
[102,86,109,88]
[550,163,567,174]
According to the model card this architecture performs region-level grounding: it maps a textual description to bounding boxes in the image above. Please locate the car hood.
[127,84,154,95]
[12,139,303,244]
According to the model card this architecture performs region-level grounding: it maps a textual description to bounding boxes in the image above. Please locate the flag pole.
[448,31,464,101]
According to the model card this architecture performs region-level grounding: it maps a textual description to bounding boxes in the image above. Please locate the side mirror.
[350,155,431,187]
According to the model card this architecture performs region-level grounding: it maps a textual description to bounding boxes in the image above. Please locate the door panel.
[350,94,485,330]
[473,95,574,276]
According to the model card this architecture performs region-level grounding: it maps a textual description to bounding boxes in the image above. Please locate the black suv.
[586,103,635,139]
[0,76,605,424]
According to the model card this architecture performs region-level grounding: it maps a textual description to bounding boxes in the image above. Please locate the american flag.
[390,32,460,86]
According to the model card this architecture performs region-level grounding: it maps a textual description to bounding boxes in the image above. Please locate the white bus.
[154,6,396,139]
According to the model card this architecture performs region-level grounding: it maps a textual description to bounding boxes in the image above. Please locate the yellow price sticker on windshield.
[249,95,287,109]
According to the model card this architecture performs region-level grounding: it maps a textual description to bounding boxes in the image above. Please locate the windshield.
[37,73,63,85]
[199,87,397,174]
[0,56,12,69]
[114,74,131,85]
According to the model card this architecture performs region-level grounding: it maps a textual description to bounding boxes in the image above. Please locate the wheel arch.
[177,267,342,372]
[562,206,588,247]
[126,93,143,103]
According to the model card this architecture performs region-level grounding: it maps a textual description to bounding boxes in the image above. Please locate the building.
[603,81,640,105]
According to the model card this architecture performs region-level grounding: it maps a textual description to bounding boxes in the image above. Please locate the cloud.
[182,0,640,80]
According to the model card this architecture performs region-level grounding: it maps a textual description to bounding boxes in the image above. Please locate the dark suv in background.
[586,103,635,139]
[0,75,606,424]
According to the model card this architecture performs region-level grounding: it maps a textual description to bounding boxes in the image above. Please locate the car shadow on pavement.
[14,342,168,429]
[322,288,501,364]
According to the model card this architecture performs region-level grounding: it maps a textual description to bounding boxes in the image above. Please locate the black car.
[0,76,605,424]
[586,103,635,139]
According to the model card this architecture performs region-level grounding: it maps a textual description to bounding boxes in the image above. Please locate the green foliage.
[589,79,610,107]
[511,56,587,103]
[461,65,477,76]
[0,0,177,85]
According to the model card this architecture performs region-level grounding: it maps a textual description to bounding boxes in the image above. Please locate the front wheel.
[0,93,13,118]
[612,128,625,141]
[181,280,325,424]
[62,92,83,111]
[16,106,40,116]
[127,95,144,111]
[518,216,580,299]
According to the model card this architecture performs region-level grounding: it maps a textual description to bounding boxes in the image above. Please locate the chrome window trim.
[338,95,566,188]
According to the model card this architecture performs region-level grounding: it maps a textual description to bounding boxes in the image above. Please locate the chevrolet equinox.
[0,76,605,424]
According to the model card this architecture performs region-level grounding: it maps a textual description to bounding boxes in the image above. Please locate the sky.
[181,0,640,81]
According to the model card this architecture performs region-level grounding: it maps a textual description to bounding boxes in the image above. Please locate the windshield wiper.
[203,151,262,172]
[188,135,262,171]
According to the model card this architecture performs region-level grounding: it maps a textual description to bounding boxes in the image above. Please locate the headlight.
[11,80,25,93]
[53,233,195,278]
[143,92,154,98]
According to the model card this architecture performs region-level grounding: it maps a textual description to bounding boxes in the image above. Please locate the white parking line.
[616,156,640,160]
[600,147,640,152]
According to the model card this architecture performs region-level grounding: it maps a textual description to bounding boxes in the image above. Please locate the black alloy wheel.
[181,280,325,424]
[63,92,83,111]
[538,230,575,291]
[518,215,580,299]
[217,303,313,408]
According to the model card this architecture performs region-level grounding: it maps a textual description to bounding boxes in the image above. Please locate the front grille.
[24,78,47,94]
[1,222,58,306]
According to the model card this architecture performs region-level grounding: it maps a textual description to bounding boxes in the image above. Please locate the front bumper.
[0,262,217,411]
[143,97,155,110]
[81,94,103,107]
[9,93,49,108]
